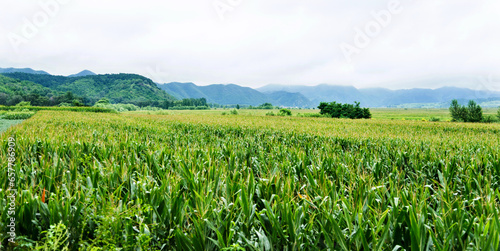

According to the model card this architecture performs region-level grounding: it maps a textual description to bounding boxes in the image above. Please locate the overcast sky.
[1,0,499,89]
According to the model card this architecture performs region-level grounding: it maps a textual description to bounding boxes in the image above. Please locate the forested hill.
[0,75,83,106]
[3,72,175,105]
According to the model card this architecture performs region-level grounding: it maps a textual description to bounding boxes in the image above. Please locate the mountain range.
[0,68,96,78]
[157,82,310,107]
[257,84,500,108]
[2,67,500,108]
[0,67,50,75]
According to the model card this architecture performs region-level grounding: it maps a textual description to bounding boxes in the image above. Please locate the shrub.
[95,98,111,105]
[2,111,35,120]
[481,115,497,123]
[278,109,292,116]
[16,101,31,107]
[429,117,440,122]
[266,112,275,116]
[230,109,238,115]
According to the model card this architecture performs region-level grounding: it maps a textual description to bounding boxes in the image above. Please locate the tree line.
[449,99,500,123]
[318,101,371,119]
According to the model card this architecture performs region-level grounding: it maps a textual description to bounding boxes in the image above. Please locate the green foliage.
[265,112,275,116]
[0,106,116,113]
[230,109,238,115]
[497,107,500,120]
[481,115,497,123]
[35,222,69,251]
[278,108,292,116]
[318,101,371,119]
[15,101,31,107]
[2,111,35,120]
[236,104,240,109]
[252,103,274,109]
[95,98,110,105]
[429,116,441,122]
[449,99,483,122]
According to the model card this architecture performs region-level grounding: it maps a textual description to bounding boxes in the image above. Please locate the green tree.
[497,107,500,120]
[236,104,240,109]
[449,99,466,122]
[466,100,482,122]
[449,99,483,122]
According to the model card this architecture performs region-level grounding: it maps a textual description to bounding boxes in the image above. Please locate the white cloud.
[1,0,499,89]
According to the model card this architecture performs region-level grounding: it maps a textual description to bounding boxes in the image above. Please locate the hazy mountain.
[258,84,500,107]
[0,67,50,75]
[258,84,369,106]
[157,82,312,107]
[68,70,96,77]
[159,82,210,100]
[3,72,175,104]
[265,91,311,107]
[158,82,270,105]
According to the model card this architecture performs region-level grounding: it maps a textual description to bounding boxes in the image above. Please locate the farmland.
[1,110,500,250]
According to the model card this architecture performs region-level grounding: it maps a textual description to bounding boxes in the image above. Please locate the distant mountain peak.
[68,70,96,77]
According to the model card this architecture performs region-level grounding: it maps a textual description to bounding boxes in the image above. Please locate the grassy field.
[1,110,500,250]
[132,107,500,121]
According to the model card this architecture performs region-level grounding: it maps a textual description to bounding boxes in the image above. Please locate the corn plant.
[0,111,499,250]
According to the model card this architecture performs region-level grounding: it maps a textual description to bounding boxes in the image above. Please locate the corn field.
[1,111,500,250]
